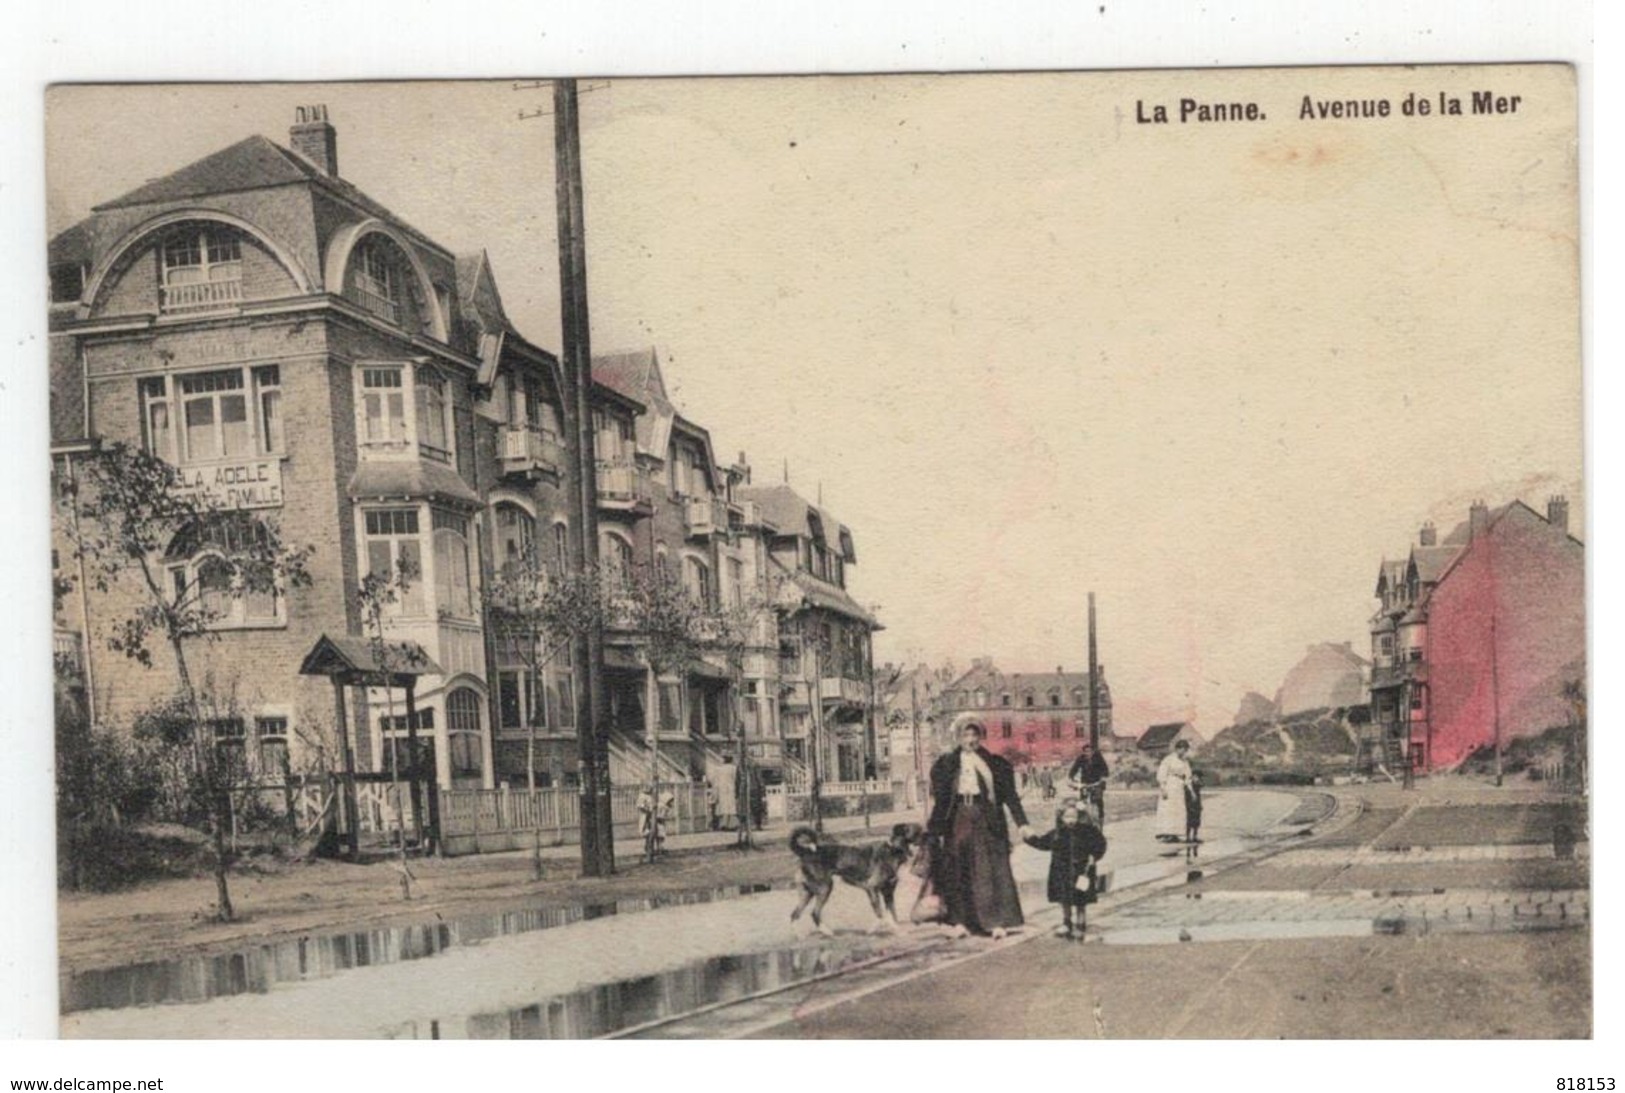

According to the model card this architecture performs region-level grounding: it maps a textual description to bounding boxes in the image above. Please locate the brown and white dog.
[789,823,926,933]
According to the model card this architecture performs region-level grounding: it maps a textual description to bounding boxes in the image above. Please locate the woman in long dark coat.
[927,722,1034,938]
[1025,802,1108,938]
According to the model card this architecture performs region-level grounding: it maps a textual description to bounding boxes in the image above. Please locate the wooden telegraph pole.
[554,78,615,876]
[1087,592,1100,752]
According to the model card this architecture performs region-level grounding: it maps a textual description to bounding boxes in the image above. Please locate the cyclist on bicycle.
[1067,741,1110,825]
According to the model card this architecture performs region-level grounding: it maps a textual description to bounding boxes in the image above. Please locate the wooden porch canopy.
[297,634,443,687]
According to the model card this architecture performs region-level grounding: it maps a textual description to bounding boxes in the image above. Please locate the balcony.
[819,676,869,705]
[499,425,562,479]
[595,461,653,514]
[161,278,243,314]
[1369,661,1425,690]
[684,495,730,538]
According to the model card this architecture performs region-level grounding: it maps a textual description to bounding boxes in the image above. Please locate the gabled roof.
[1140,722,1193,748]
[1409,544,1461,585]
[455,251,516,339]
[595,348,665,452]
[297,633,443,685]
[738,483,856,561]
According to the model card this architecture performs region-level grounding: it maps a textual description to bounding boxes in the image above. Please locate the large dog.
[788,823,926,934]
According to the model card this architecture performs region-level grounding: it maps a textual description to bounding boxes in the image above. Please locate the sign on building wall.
[170,459,284,510]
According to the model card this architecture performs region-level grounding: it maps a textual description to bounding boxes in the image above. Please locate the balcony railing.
[161,278,243,314]
[499,425,562,477]
[819,676,869,704]
[595,461,653,511]
[684,495,730,537]
[353,284,400,324]
[1370,663,1424,690]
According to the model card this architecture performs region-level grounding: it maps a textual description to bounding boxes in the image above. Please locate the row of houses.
[1366,497,1584,772]
[48,106,883,796]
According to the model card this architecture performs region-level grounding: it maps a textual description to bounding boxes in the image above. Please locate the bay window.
[357,363,456,463]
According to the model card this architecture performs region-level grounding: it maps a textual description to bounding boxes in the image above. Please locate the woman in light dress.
[1155,739,1193,842]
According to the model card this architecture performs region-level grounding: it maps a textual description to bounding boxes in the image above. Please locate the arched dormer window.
[1049,690,1062,707]
[160,225,242,314]
[1023,691,1035,708]
[353,238,400,323]
[973,688,988,707]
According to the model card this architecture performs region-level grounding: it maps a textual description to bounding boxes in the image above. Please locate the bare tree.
[354,559,431,898]
[62,442,312,920]
[484,545,605,877]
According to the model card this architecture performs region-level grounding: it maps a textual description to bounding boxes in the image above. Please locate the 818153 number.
[1557,1081,1614,1091]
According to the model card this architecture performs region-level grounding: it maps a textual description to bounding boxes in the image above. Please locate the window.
[1050,717,1063,740]
[209,717,247,761]
[433,510,475,619]
[353,240,399,323]
[1049,691,1061,707]
[254,366,284,453]
[161,227,242,313]
[495,503,536,571]
[415,369,451,462]
[361,367,409,450]
[447,689,484,779]
[1024,692,1035,708]
[256,717,289,773]
[1001,719,1013,739]
[973,688,987,707]
[728,558,744,607]
[498,669,548,731]
[601,531,634,585]
[1000,693,1011,707]
[552,522,569,575]
[685,557,712,606]
[1073,687,1087,706]
[50,263,85,304]
[1075,720,1088,738]
[364,508,425,616]
[658,681,682,732]
[550,668,576,730]
[180,370,251,461]
[139,377,174,460]
[165,524,282,629]
[1407,646,1424,662]
[1409,693,1424,711]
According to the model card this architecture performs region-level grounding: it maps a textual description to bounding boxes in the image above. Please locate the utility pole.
[1087,592,1100,752]
[554,77,614,876]
[1491,614,1503,787]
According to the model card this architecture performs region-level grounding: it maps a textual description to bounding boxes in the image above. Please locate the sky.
[45,67,1582,731]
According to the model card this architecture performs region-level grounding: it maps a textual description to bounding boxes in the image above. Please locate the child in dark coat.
[1024,801,1108,939]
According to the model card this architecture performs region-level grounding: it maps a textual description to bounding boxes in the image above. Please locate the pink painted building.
[1368,498,1584,771]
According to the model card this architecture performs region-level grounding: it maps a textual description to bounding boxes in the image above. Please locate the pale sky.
[46,67,1581,730]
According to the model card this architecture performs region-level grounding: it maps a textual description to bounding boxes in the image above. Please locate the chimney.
[1547,494,1569,533]
[290,104,338,176]
[1419,520,1437,547]
[1468,499,1490,543]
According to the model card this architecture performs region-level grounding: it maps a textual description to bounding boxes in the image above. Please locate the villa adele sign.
[169,458,284,510]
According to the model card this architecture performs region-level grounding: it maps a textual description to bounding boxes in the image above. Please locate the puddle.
[390,937,930,1039]
[1100,919,1378,945]
[60,882,787,1015]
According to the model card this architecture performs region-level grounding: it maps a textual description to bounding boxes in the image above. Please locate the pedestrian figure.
[704,779,720,831]
[1155,740,1194,843]
[927,722,1034,939]
[1068,742,1110,824]
[712,755,739,831]
[1024,801,1108,939]
[1184,771,1204,858]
